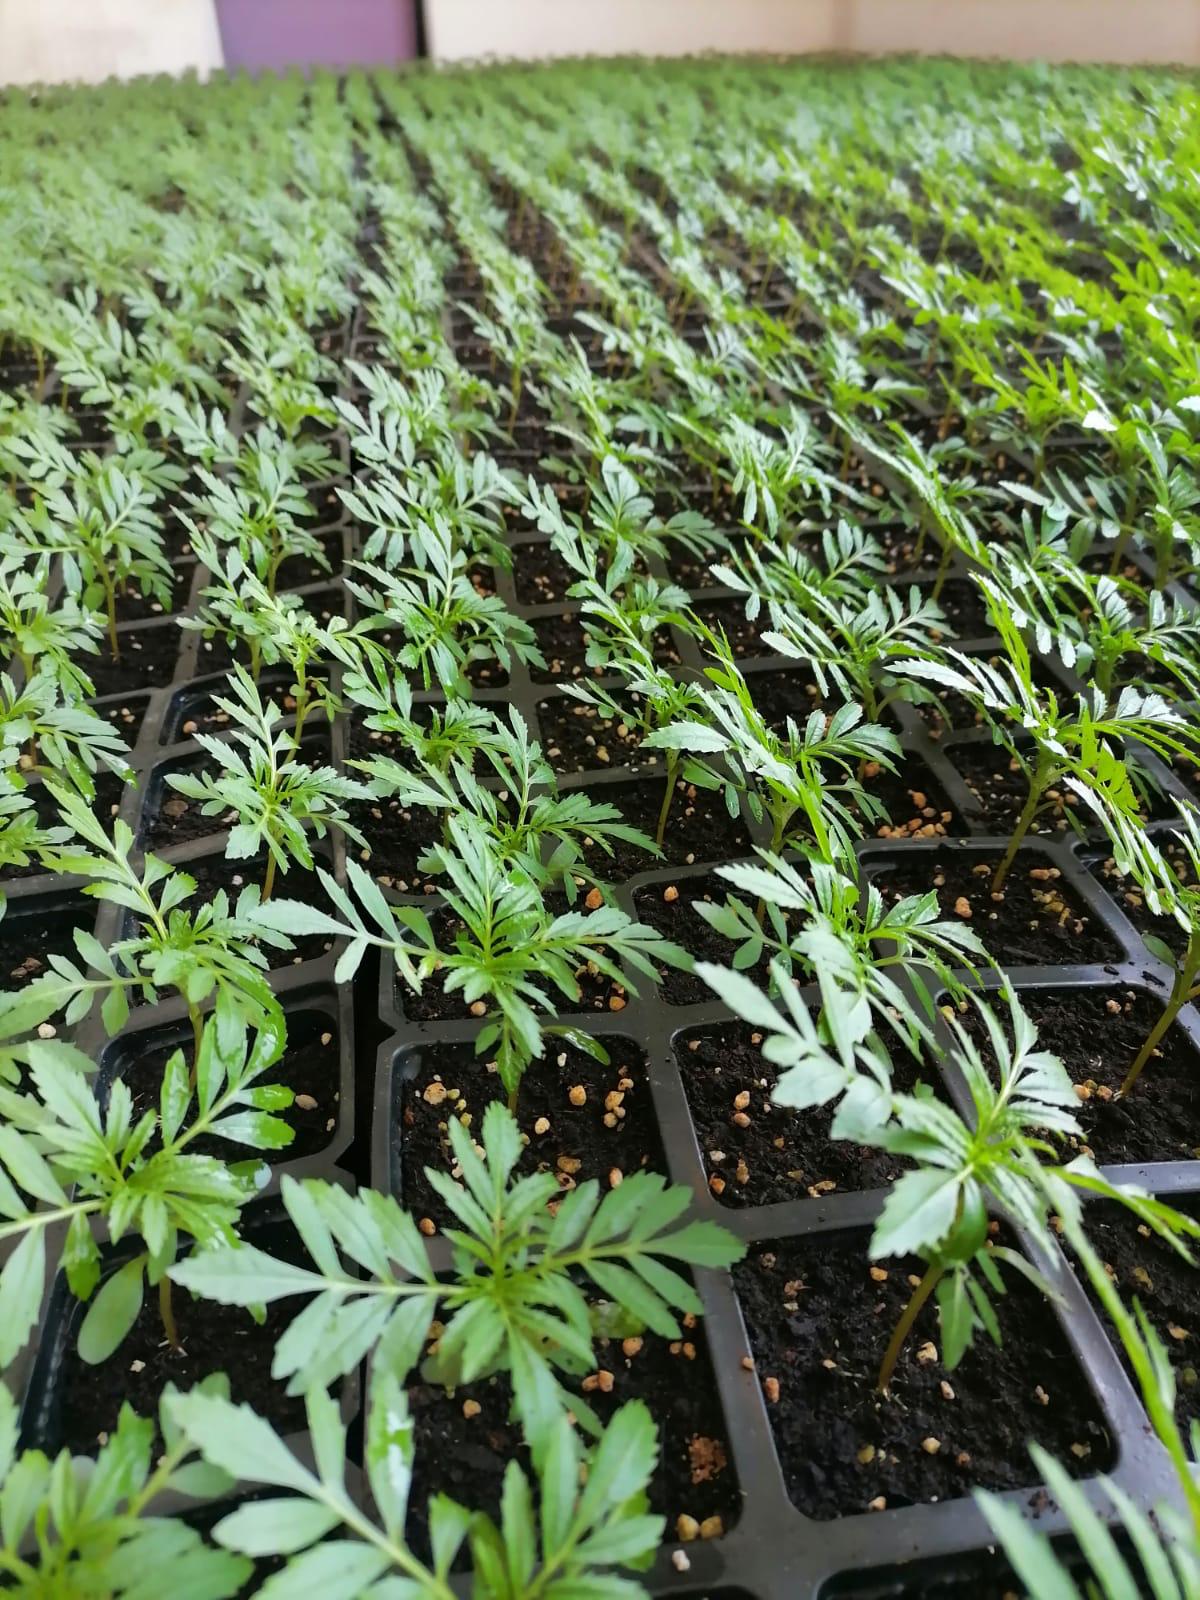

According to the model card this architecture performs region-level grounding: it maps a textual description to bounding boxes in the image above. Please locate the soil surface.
[103,1007,341,1163]
[867,848,1121,966]
[52,1227,317,1455]
[578,774,753,879]
[953,740,1179,834]
[634,872,771,1005]
[953,985,1200,1165]
[734,1231,1112,1519]
[536,693,644,773]
[346,792,444,893]
[530,610,678,682]
[406,1317,738,1563]
[97,695,149,744]
[393,1035,664,1228]
[690,594,778,659]
[85,625,181,696]
[511,538,600,604]
[925,577,992,638]
[1070,1198,1200,1434]
[112,578,181,625]
[676,1022,940,1208]
[1088,845,1196,960]
[164,670,326,742]
[862,754,961,841]
[0,902,95,992]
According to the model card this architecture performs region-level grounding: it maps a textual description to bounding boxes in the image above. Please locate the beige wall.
[0,0,221,87]
[427,0,838,60]
[3,0,1198,88]
[851,0,1200,66]
[426,0,1200,64]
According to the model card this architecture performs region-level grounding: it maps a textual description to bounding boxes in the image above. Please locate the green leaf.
[0,1230,46,1367]
[214,1497,340,1556]
[169,1244,327,1305]
[365,1371,415,1541]
[168,1391,314,1493]
[256,1541,390,1598]
[871,1167,962,1260]
[78,1255,145,1365]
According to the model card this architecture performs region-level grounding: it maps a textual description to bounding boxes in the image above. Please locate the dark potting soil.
[112,577,181,625]
[275,532,344,591]
[1087,846,1194,960]
[689,594,778,660]
[141,754,235,847]
[664,538,743,591]
[511,538,597,605]
[954,985,1200,1166]
[54,1231,316,1456]
[578,774,752,879]
[734,1232,1112,1520]
[871,521,943,578]
[927,577,992,638]
[405,1318,738,1564]
[952,741,1078,836]
[1071,1199,1200,1435]
[862,753,962,841]
[535,693,643,773]
[633,872,769,1006]
[953,740,1179,835]
[676,1022,939,1208]
[866,848,1122,967]
[164,670,327,742]
[747,663,831,728]
[104,1007,340,1164]
[0,901,95,991]
[97,694,149,744]
[160,515,198,564]
[346,792,444,893]
[393,1035,664,1228]
[85,625,181,696]
[529,609,679,683]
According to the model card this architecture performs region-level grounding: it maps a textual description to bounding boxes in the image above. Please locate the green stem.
[990,768,1049,893]
[1119,950,1200,1098]
[293,687,309,742]
[654,752,679,850]
[1108,479,1138,579]
[187,1002,203,1093]
[262,853,278,904]
[930,533,954,602]
[756,808,789,926]
[103,579,121,662]
[877,1259,943,1393]
[159,1274,183,1354]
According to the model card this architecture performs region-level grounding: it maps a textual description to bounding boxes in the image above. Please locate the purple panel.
[216,0,417,73]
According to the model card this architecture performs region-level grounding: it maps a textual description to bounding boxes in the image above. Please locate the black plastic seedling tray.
[6,261,1199,1597]
[353,481,1200,1591]
[4,392,367,1501]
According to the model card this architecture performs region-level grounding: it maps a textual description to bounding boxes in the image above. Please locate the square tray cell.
[734,1229,1112,1521]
